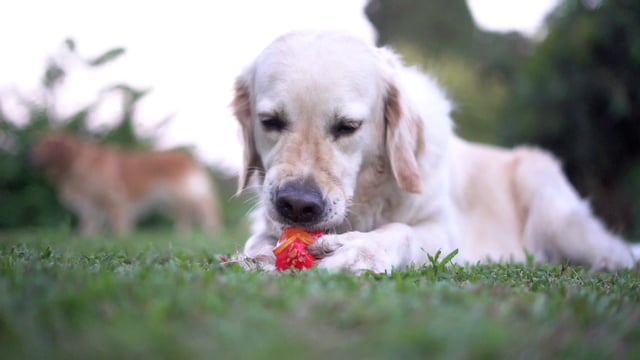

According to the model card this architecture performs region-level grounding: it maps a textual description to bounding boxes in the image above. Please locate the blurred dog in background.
[30,131,221,236]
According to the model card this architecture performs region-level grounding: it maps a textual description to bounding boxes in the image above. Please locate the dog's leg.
[234,232,278,271]
[514,148,635,270]
[60,185,103,236]
[78,209,103,236]
[308,221,455,273]
[173,203,194,234]
[195,196,221,234]
[631,243,640,262]
[524,192,635,270]
[108,203,132,237]
[172,196,217,234]
[177,170,221,233]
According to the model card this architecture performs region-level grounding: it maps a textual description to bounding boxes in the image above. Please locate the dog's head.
[30,131,81,180]
[232,30,451,231]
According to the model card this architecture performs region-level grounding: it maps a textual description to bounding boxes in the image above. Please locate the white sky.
[0,0,558,174]
[467,0,560,36]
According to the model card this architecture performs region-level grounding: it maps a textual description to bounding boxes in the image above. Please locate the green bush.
[0,106,67,228]
[499,0,640,238]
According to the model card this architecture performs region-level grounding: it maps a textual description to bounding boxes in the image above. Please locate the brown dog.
[31,131,221,236]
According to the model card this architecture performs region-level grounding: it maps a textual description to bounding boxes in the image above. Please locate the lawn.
[0,226,638,359]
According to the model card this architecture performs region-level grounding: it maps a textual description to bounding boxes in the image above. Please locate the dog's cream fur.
[31,131,221,236]
[232,30,638,273]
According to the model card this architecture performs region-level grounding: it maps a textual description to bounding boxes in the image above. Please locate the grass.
[0,226,639,360]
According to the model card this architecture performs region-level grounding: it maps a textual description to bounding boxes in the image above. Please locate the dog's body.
[232,30,638,273]
[31,131,220,235]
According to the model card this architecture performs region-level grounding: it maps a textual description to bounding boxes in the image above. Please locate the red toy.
[273,227,323,271]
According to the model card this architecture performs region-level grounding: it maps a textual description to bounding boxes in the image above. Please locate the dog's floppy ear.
[384,83,424,193]
[231,74,264,193]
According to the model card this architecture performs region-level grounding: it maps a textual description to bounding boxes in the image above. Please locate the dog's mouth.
[269,211,336,234]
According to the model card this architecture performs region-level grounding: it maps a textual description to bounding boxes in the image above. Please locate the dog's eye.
[260,117,287,132]
[332,120,362,139]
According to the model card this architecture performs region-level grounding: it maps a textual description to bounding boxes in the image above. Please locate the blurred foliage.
[367,0,640,238]
[366,0,531,143]
[366,0,476,57]
[393,43,509,143]
[4,0,639,239]
[0,105,68,228]
[0,39,246,231]
[500,0,640,237]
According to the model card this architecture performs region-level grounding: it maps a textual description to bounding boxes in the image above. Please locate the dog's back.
[118,149,221,233]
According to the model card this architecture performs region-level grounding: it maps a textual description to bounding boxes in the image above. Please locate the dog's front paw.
[592,243,636,271]
[308,233,392,274]
[229,252,276,272]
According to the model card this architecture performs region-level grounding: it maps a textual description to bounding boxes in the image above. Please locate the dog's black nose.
[275,182,325,224]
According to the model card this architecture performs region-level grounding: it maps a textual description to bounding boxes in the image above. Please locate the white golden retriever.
[232,30,639,273]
